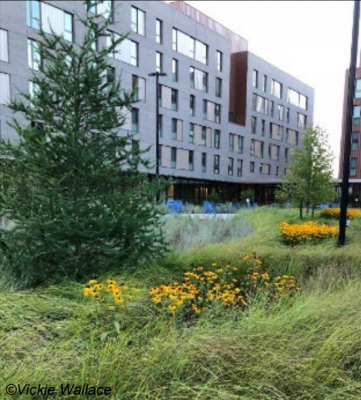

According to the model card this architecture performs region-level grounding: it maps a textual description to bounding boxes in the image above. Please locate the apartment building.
[0,0,314,204]
[338,54,361,205]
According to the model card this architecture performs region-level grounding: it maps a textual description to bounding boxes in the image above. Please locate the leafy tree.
[276,126,335,219]
[0,1,166,286]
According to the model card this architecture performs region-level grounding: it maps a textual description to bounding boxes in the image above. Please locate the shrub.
[320,207,361,220]
[278,221,338,245]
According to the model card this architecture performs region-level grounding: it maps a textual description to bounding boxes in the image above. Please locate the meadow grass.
[1,206,361,399]
[2,277,361,399]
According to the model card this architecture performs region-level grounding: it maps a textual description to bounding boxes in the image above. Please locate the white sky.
[180,1,357,177]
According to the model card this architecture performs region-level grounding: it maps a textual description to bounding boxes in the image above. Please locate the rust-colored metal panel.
[229,51,248,126]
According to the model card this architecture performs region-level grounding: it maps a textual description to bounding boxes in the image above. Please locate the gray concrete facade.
[0,0,314,190]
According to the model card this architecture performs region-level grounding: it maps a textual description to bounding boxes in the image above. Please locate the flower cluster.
[278,221,338,245]
[149,254,300,317]
[320,207,361,220]
[84,279,141,308]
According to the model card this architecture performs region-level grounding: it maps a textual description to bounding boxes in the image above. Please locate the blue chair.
[252,202,258,209]
[167,200,183,214]
[235,202,241,210]
[227,202,233,213]
[203,201,216,214]
[286,202,291,209]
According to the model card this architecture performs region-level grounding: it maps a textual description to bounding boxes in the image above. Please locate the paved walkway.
[165,213,235,220]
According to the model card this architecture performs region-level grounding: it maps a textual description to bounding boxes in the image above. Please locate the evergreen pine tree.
[0,0,166,286]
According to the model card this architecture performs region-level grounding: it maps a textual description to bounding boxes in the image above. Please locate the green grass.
[2,278,361,399]
[2,207,361,399]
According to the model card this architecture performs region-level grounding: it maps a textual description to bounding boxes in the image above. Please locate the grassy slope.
[1,208,361,399]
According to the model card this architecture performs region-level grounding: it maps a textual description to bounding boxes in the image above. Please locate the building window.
[250,139,264,158]
[252,94,269,114]
[214,155,220,174]
[172,59,178,82]
[287,129,298,145]
[172,28,208,64]
[260,164,271,175]
[215,104,221,123]
[261,119,265,136]
[189,150,194,171]
[171,147,177,169]
[171,118,183,141]
[356,79,361,99]
[201,126,207,146]
[262,75,267,92]
[171,89,178,111]
[298,113,307,128]
[88,1,113,20]
[28,39,41,70]
[0,29,9,62]
[29,80,39,100]
[252,69,258,88]
[286,107,290,123]
[228,157,234,176]
[0,73,10,105]
[158,114,162,138]
[278,105,284,121]
[27,0,40,29]
[288,88,307,110]
[131,108,139,132]
[172,118,177,140]
[34,2,73,41]
[216,50,222,72]
[215,77,222,97]
[353,106,361,125]
[251,116,257,134]
[131,6,145,36]
[250,161,255,173]
[237,159,243,177]
[276,166,279,176]
[190,95,195,116]
[271,79,282,98]
[269,144,280,161]
[270,123,284,141]
[132,75,146,102]
[156,19,163,44]
[237,136,243,153]
[229,133,235,152]
[156,52,163,73]
[190,67,208,92]
[159,85,177,110]
[350,157,357,176]
[352,132,359,151]
[109,33,139,66]
[270,101,274,118]
[204,100,221,123]
[189,123,194,143]
[285,148,289,163]
[202,152,207,172]
[214,130,220,149]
